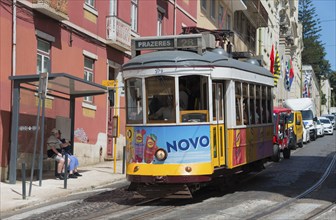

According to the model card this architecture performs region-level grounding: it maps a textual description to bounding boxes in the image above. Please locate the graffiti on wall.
[74,128,88,143]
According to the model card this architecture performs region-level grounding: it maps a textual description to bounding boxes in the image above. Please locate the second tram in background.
[122,33,275,198]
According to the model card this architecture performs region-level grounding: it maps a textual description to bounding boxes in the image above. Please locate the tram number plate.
[176,38,198,48]
[155,69,163,74]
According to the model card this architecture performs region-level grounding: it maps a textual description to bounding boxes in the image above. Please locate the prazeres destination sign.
[134,36,200,50]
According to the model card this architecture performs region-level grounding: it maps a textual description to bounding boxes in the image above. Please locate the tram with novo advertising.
[122,33,274,198]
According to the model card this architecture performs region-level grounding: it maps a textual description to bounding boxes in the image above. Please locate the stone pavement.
[0,160,125,215]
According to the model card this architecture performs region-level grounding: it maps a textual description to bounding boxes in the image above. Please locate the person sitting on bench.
[46,128,78,179]
[58,130,82,177]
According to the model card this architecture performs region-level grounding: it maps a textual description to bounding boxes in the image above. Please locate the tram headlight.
[185,166,192,173]
[155,148,167,161]
[133,166,139,172]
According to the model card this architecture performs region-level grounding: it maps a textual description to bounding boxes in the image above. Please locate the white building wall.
[320,78,332,115]
[302,65,321,116]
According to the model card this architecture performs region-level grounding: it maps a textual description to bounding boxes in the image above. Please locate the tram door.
[211,82,226,167]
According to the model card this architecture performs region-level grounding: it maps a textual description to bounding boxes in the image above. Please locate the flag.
[289,59,294,88]
[303,84,308,97]
[270,45,275,74]
[284,60,290,91]
[273,50,280,86]
[303,71,311,97]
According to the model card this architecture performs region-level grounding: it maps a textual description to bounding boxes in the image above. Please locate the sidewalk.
[0,160,125,215]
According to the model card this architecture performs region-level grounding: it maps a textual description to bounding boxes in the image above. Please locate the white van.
[284,98,318,141]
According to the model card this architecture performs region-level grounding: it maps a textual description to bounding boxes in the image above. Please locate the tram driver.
[149,96,175,121]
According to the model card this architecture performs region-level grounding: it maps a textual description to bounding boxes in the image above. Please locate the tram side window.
[256,85,261,124]
[249,84,256,124]
[243,83,249,125]
[262,86,267,124]
[146,76,176,123]
[126,78,143,124]
[235,82,242,125]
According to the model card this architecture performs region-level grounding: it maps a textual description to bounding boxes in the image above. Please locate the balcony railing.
[32,0,68,20]
[242,0,268,27]
[106,16,131,52]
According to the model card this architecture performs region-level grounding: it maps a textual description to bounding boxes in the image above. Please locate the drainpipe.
[13,0,16,76]
[300,67,303,98]
[258,28,262,56]
[9,0,17,184]
[173,0,176,35]
[109,0,115,16]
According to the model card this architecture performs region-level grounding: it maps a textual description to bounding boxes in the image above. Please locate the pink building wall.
[0,0,197,181]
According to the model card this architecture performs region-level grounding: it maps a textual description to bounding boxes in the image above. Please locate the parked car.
[303,124,310,144]
[318,117,334,135]
[315,118,325,137]
[321,114,336,130]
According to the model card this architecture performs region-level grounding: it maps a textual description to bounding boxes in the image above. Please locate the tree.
[329,71,336,106]
[299,0,332,82]
[320,92,327,105]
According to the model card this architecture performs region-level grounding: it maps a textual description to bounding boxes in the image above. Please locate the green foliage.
[299,0,332,83]
[320,92,327,105]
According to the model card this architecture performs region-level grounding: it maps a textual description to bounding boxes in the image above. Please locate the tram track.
[118,150,336,220]
[7,139,335,220]
[246,151,336,220]
[306,202,336,220]
[80,150,336,220]
[91,192,196,220]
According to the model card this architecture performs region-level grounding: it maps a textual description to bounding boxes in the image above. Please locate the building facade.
[0,0,130,181]
[320,78,332,115]
[261,0,304,106]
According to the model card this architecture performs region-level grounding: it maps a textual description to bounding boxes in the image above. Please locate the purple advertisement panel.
[127,125,211,164]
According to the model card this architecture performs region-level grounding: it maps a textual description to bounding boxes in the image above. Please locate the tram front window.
[126,78,143,124]
[179,75,209,123]
[146,76,176,123]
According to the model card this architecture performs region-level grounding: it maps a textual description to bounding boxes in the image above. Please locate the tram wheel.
[272,144,281,162]
[298,140,303,148]
[291,135,297,150]
[283,148,291,159]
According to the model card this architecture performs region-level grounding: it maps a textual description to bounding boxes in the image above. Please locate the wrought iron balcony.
[242,0,268,27]
[32,0,69,20]
[106,16,131,52]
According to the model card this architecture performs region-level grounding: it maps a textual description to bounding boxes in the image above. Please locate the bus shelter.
[8,73,108,184]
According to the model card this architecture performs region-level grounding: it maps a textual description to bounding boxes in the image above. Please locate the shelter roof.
[9,73,107,98]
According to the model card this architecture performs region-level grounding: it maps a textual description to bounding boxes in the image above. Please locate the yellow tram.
[122,33,274,197]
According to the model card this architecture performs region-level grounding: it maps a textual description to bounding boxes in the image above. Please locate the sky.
[313,0,336,72]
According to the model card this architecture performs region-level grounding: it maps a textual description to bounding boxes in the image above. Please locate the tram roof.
[122,50,273,77]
